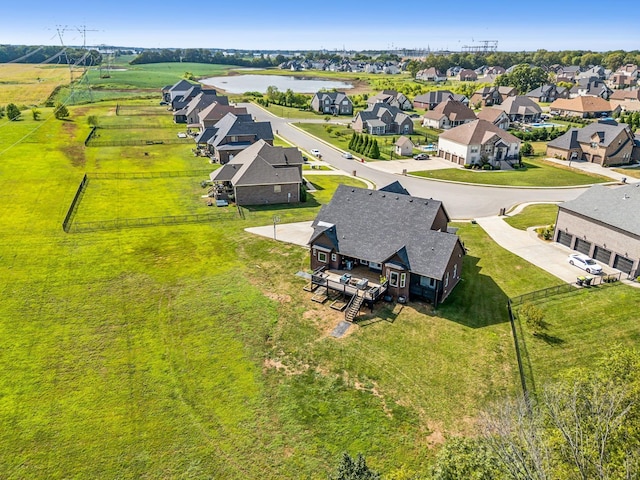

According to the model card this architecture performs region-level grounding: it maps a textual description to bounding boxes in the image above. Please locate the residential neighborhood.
[3,33,640,480]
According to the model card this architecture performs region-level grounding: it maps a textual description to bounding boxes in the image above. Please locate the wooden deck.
[310,267,388,302]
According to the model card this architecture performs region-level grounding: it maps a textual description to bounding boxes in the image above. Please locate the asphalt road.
[240,103,588,220]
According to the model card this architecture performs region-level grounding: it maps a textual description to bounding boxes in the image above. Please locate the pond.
[200,74,354,94]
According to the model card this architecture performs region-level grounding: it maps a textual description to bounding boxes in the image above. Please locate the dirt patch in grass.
[61,144,86,167]
[264,292,291,303]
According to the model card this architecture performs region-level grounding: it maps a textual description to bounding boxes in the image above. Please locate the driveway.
[245,221,313,246]
[476,215,620,284]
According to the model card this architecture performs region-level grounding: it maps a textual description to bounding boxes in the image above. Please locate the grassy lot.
[256,102,323,120]
[504,204,559,230]
[0,64,69,105]
[412,157,611,186]
[2,96,628,478]
[613,165,640,179]
[513,284,640,391]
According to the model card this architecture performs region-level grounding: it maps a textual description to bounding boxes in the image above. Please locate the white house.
[437,119,521,166]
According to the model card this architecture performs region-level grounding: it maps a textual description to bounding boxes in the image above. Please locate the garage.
[574,238,591,255]
[613,255,634,274]
[593,246,612,264]
[557,230,573,247]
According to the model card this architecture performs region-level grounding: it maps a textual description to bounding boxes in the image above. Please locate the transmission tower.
[56,24,98,104]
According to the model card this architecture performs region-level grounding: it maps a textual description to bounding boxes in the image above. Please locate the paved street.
[241,103,592,220]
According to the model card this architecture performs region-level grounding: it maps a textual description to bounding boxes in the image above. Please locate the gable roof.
[394,136,414,148]
[379,181,410,196]
[559,184,640,236]
[477,107,507,123]
[198,102,247,124]
[494,96,542,116]
[209,140,302,186]
[438,119,520,145]
[610,89,640,101]
[309,185,460,279]
[550,96,612,113]
[206,113,274,147]
[548,121,632,149]
[355,103,411,126]
[313,91,351,104]
[169,79,196,92]
[423,99,477,122]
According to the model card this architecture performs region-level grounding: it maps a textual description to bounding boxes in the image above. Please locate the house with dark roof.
[208,140,303,206]
[569,78,612,100]
[173,91,228,124]
[164,79,197,103]
[310,91,353,115]
[493,96,543,123]
[353,103,414,135]
[195,113,274,163]
[554,183,640,276]
[416,67,446,82]
[457,69,477,81]
[308,184,465,308]
[413,90,469,110]
[367,90,413,110]
[546,120,637,166]
[422,99,477,129]
[469,86,516,107]
[197,102,248,129]
[525,84,569,103]
[171,85,209,110]
[437,119,521,166]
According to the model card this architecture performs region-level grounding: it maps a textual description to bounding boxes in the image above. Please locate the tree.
[521,141,534,157]
[87,115,99,127]
[54,102,69,120]
[0,105,5,118]
[431,437,502,480]
[369,139,380,159]
[31,108,41,121]
[6,103,20,121]
[495,64,549,94]
[331,453,380,480]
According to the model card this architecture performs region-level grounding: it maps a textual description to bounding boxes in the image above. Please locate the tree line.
[0,45,102,64]
[130,48,284,68]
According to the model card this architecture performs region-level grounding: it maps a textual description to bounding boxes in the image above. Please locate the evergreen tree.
[331,453,380,480]
[348,133,355,150]
[6,103,20,121]
[370,140,380,159]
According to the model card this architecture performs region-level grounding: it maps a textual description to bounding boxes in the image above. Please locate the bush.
[54,102,69,120]
[481,164,492,170]
[463,164,472,169]
[6,103,20,121]
[535,224,555,241]
[521,141,534,156]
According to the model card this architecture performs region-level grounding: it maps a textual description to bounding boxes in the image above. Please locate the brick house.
[353,103,414,135]
[554,184,640,276]
[309,183,465,307]
[310,91,353,115]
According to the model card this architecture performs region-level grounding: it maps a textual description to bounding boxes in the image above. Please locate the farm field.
[0,63,69,105]
[2,88,640,478]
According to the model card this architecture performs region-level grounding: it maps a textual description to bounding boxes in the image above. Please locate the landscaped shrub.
[535,224,555,241]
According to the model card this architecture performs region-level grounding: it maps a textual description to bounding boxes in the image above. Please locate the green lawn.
[613,166,640,179]
[1,96,632,478]
[412,158,612,187]
[256,102,324,120]
[513,284,640,390]
[504,204,559,230]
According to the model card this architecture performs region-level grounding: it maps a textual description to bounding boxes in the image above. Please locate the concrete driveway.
[245,221,313,247]
[476,215,619,284]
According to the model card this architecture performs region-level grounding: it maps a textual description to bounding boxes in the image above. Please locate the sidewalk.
[544,157,639,184]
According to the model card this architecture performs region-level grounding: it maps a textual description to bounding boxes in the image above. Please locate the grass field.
[2,96,636,478]
[411,158,612,186]
[0,64,69,105]
[613,165,640,179]
[513,284,640,391]
[504,204,559,230]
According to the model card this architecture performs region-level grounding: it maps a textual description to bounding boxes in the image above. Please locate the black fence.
[62,174,89,233]
[90,170,212,180]
[69,211,241,233]
[98,124,168,130]
[86,137,193,148]
[507,275,624,398]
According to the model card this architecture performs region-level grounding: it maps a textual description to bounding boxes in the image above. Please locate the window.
[317,252,327,263]
[331,253,337,262]
[445,272,449,288]
[453,264,458,278]
[400,273,406,288]
[274,185,281,193]
[389,271,399,287]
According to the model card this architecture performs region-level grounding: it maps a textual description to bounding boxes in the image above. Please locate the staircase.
[345,291,365,322]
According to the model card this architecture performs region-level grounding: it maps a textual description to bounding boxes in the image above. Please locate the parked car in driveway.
[342,152,353,159]
[413,153,429,160]
[568,253,603,274]
[310,149,321,157]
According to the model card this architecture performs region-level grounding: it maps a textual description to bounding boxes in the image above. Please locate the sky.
[0,0,636,52]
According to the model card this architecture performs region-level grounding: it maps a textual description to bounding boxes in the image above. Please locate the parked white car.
[568,253,603,274]
[310,149,321,157]
[342,152,353,159]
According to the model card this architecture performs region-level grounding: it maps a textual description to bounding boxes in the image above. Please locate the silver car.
[568,253,603,274]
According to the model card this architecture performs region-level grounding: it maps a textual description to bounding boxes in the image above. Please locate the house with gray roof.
[367,90,413,110]
[208,140,303,206]
[310,91,353,115]
[309,183,464,307]
[196,113,274,163]
[164,79,197,103]
[413,90,469,110]
[353,103,413,135]
[554,183,640,276]
[493,95,543,123]
[546,120,636,166]
[525,84,569,103]
[173,91,228,124]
